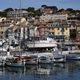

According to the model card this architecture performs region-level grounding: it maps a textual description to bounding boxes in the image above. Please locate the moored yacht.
[5,55,26,68]
[61,43,80,61]
[26,37,57,49]
[38,55,53,64]
[53,47,66,63]
[66,53,80,61]
[25,37,66,64]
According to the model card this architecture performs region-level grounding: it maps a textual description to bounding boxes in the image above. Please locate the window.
[48,27,50,30]
[57,28,59,30]
[1,32,3,34]
[66,28,67,30]
[0,27,3,30]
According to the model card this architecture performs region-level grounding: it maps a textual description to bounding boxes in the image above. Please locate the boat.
[26,37,66,64]
[27,37,57,64]
[5,56,26,68]
[38,55,53,64]
[0,47,15,67]
[5,52,38,67]
[26,37,57,49]
[25,54,38,65]
[61,43,80,61]
[66,53,80,61]
[52,47,66,63]
[0,56,6,67]
[5,51,28,67]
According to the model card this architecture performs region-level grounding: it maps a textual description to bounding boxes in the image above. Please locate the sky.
[0,0,80,10]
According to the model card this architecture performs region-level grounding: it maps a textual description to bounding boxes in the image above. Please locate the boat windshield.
[27,48,53,53]
[30,36,47,41]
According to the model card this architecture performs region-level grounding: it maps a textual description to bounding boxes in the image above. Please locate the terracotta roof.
[6,18,17,20]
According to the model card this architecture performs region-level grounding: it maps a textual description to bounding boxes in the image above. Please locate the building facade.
[0,24,10,39]
[48,21,70,40]
[40,14,68,22]
[7,10,28,18]
[41,5,57,14]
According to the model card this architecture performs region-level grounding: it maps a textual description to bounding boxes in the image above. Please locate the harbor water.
[0,61,80,80]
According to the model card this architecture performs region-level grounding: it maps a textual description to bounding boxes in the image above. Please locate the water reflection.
[0,62,80,80]
[5,63,65,75]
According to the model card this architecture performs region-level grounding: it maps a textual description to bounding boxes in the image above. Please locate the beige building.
[40,14,68,22]
[41,5,57,14]
[0,24,10,39]
[7,10,28,18]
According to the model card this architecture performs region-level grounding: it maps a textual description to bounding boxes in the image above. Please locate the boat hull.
[5,63,25,68]
[26,61,38,65]
[66,54,80,61]
[53,59,66,63]
[38,56,54,64]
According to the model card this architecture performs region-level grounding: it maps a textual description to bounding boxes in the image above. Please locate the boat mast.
[19,0,21,10]
[19,0,22,52]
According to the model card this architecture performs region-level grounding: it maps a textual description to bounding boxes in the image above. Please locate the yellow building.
[48,21,70,40]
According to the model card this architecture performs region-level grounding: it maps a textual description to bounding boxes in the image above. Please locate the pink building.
[34,22,48,37]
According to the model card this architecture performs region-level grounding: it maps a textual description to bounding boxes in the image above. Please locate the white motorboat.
[61,44,80,61]
[38,55,53,64]
[52,47,66,63]
[0,51,14,67]
[25,37,56,64]
[66,53,80,60]
[25,37,66,64]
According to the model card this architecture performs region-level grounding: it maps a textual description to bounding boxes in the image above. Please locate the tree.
[27,7,35,12]
[52,6,58,11]
[66,8,73,11]
[4,8,14,12]
[0,11,7,17]
[34,9,42,16]
[41,5,47,8]
[0,8,14,17]
[58,8,64,12]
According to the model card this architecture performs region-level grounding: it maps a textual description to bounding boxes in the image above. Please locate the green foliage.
[58,8,64,12]
[27,7,42,17]
[66,8,73,11]
[34,9,42,16]
[27,7,35,12]
[4,8,14,12]
[0,11,7,17]
[0,8,13,17]
[57,8,80,15]
[0,6,80,17]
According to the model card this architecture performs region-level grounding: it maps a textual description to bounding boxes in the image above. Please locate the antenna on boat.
[19,0,22,52]
[19,0,21,10]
